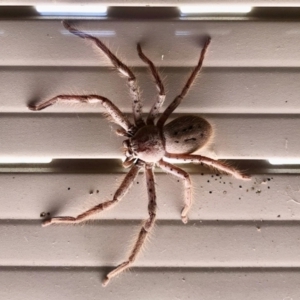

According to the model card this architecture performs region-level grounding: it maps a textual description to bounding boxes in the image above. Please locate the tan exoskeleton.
[29,21,250,286]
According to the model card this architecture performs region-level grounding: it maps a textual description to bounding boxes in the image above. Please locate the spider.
[29,21,250,286]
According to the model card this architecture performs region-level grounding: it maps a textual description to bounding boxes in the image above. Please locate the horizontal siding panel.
[1,16,300,298]
[1,20,300,67]
[1,220,300,267]
[0,114,299,159]
[2,67,300,114]
[1,267,300,300]
[0,172,299,221]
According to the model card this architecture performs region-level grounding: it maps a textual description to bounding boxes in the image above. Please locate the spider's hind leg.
[42,163,142,226]
[103,164,157,286]
[165,153,250,180]
[158,159,192,224]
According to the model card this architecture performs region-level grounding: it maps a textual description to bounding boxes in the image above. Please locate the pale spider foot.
[102,276,110,287]
[28,105,38,111]
[181,215,188,224]
[42,216,76,227]
[42,218,53,227]
[241,174,251,181]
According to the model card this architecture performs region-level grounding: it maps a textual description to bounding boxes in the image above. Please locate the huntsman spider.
[29,21,249,286]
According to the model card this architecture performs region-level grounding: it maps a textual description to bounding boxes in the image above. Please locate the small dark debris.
[239,185,242,188]
[40,212,50,218]
[97,190,99,193]
[277,215,281,218]
[209,191,212,194]
[89,190,94,195]
[68,187,70,190]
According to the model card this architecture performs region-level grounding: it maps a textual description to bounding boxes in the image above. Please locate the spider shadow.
[27,98,40,108]
[39,198,66,222]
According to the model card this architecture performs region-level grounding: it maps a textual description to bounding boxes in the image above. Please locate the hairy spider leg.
[28,94,134,133]
[42,163,142,226]
[165,153,250,180]
[157,37,211,128]
[158,159,192,224]
[63,21,145,127]
[103,164,157,286]
[137,44,166,125]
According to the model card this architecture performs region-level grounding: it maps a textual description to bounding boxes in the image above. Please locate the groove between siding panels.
[2,0,300,5]
[0,114,298,159]
[1,67,300,114]
[0,173,299,221]
[1,20,300,67]
[1,267,300,300]
[1,221,300,267]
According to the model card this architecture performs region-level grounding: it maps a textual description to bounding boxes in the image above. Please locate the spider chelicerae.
[29,21,250,286]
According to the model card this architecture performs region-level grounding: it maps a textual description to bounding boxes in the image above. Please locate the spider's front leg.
[42,163,142,226]
[63,21,145,127]
[137,44,166,125]
[28,94,134,134]
[103,164,157,286]
[157,37,211,128]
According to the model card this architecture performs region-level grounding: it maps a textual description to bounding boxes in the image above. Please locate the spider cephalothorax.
[124,125,165,164]
[29,21,249,286]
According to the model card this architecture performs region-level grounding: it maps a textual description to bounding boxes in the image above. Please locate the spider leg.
[157,37,211,128]
[29,94,134,133]
[137,44,166,125]
[103,164,157,286]
[42,163,142,226]
[63,21,145,127]
[157,159,192,224]
[165,153,250,180]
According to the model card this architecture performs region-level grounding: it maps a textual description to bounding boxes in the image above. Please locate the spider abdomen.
[163,116,213,154]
